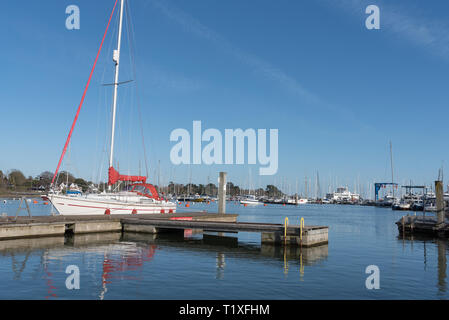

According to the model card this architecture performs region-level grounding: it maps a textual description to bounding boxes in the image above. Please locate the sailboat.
[48,0,176,215]
[239,169,261,205]
[375,141,398,207]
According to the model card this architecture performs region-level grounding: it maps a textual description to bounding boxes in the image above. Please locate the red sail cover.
[108,166,147,185]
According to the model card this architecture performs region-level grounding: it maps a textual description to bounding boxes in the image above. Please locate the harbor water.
[0,199,447,299]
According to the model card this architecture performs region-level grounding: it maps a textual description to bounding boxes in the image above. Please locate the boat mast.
[390,141,395,199]
[109,0,125,190]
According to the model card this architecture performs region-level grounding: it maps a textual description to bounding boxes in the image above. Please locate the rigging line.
[125,0,150,179]
[124,13,137,178]
[115,83,131,173]
[51,0,120,185]
[92,13,118,184]
[98,68,114,185]
[127,87,135,177]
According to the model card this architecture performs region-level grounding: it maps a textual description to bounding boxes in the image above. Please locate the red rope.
[52,0,119,185]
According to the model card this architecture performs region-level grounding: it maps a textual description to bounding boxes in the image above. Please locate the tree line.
[0,169,91,192]
[159,182,284,197]
[0,169,285,197]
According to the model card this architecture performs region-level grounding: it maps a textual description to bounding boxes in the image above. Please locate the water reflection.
[216,253,225,280]
[10,251,31,280]
[0,232,329,299]
[123,232,328,281]
[437,239,446,295]
[66,233,157,300]
[398,234,448,296]
[0,233,157,299]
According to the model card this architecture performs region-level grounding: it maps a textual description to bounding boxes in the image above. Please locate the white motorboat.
[240,195,261,205]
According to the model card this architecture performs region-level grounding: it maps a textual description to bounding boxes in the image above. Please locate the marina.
[0,199,448,299]
[1,0,449,304]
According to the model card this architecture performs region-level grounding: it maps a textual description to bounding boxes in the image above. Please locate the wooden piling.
[218,172,227,214]
[435,180,445,225]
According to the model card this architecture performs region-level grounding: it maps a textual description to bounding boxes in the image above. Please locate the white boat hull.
[240,200,261,205]
[49,194,177,215]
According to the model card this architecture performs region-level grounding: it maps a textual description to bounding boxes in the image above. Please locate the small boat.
[392,199,411,211]
[410,199,424,211]
[376,194,396,207]
[424,202,437,212]
[240,195,261,205]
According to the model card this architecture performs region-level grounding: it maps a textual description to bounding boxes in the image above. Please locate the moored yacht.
[48,0,176,215]
[50,183,176,215]
[240,195,261,205]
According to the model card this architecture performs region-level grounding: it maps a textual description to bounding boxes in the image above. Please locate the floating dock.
[396,215,449,237]
[396,181,447,238]
[0,212,328,247]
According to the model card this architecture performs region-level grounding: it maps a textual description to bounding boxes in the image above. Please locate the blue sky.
[1,0,449,197]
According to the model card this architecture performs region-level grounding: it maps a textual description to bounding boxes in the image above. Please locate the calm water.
[0,198,447,300]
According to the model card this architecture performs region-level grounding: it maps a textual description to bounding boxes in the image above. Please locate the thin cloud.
[147,0,323,105]
[145,0,372,130]
[322,0,449,60]
[146,64,205,92]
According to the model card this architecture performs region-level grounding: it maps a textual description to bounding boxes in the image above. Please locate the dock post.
[435,180,445,225]
[218,172,227,214]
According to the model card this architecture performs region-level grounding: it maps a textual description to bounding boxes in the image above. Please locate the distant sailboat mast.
[390,141,395,199]
[109,0,125,191]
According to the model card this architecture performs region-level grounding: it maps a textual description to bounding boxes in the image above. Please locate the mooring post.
[218,172,227,214]
[435,180,445,225]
